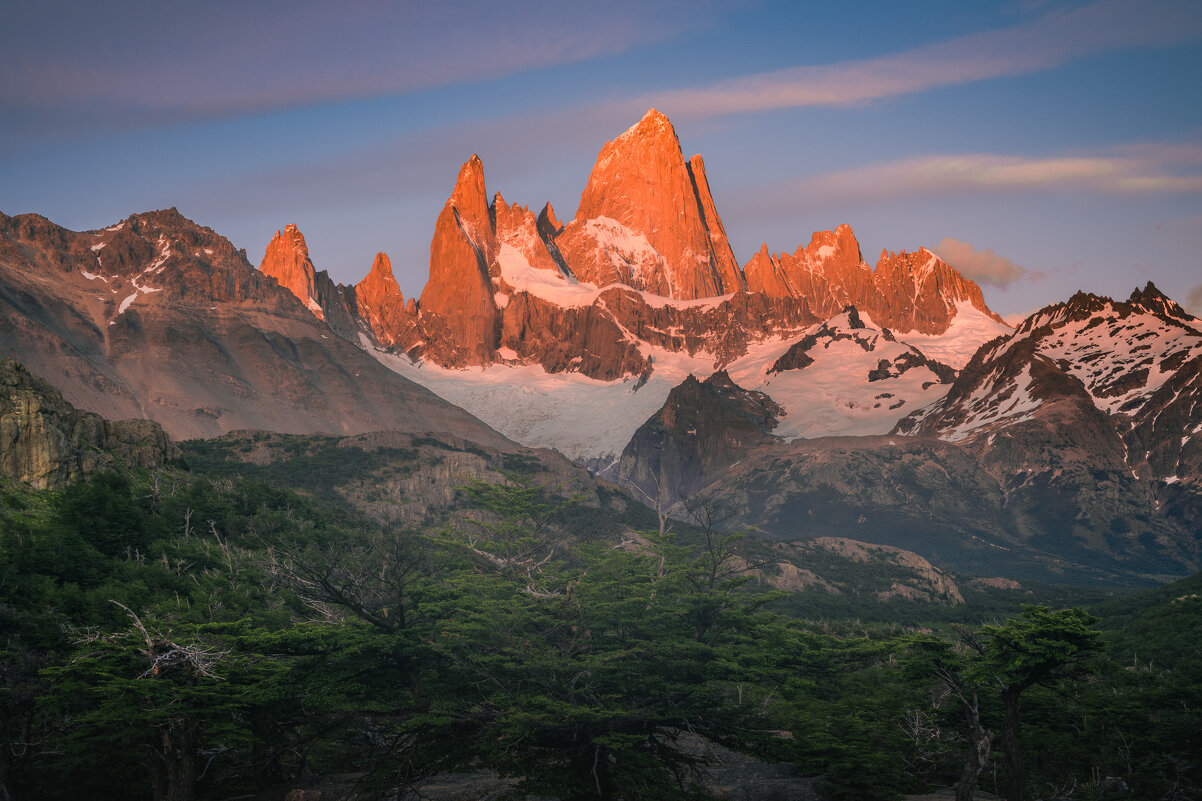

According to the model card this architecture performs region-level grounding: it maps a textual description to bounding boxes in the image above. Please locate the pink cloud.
[930,238,1028,287]
[802,145,1202,200]
[1187,284,1202,316]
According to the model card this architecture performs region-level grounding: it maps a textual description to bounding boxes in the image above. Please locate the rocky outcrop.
[759,538,965,604]
[259,223,360,340]
[0,359,178,489]
[744,225,1002,334]
[495,196,565,276]
[870,247,1001,334]
[260,224,319,316]
[614,370,782,506]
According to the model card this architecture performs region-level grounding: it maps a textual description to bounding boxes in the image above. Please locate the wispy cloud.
[930,238,1030,287]
[803,143,1202,201]
[651,0,1202,119]
[0,0,726,132]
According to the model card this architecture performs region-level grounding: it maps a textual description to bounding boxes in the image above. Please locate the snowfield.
[369,303,1011,466]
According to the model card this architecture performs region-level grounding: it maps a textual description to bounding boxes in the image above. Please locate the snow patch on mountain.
[941,364,1041,443]
[898,301,1012,369]
[1037,309,1202,416]
[724,314,956,439]
[366,298,1013,463]
[497,239,733,312]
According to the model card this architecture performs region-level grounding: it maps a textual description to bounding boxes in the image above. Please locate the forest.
[0,446,1199,801]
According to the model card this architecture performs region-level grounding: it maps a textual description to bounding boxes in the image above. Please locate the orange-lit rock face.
[355,252,420,350]
[259,223,320,318]
[742,224,1001,334]
[494,195,564,275]
[557,109,739,299]
[418,155,500,366]
[364,111,1005,378]
[744,223,870,310]
[870,248,1001,334]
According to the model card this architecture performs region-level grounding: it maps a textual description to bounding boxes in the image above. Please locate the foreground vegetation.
[0,459,1198,801]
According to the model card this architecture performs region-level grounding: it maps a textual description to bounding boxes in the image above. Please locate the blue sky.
[2,0,1200,318]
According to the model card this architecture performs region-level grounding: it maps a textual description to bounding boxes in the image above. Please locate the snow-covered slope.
[901,286,1202,450]
[371,301,1010,466]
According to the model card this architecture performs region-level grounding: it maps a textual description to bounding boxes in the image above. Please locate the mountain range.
[1,109,1198,585]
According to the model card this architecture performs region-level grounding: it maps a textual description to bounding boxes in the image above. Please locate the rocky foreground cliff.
[0,358,177,489]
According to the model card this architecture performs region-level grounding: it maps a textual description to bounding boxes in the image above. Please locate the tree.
[913,606,1101,801]
[41,604,276,801]
[973,606,1100,801]
[419,479,791,799]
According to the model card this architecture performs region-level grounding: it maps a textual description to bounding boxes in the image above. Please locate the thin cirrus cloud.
[0,0,724,127]
[801,144,1202,202]
[929,238,1029,288]
[652,0,1202,119]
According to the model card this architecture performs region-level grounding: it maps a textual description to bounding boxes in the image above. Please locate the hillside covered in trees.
[0,442,1199,801]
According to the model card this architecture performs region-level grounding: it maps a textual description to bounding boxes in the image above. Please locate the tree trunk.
[1001,690,1025,801]
[955,691,993,801]
[148,723,199,801]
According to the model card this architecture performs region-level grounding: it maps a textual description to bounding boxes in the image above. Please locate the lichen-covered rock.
[0,359,179,489]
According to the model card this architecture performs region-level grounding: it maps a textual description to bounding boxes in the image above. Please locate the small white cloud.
[931,238,1027,287]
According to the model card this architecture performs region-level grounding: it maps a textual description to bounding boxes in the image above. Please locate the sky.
[2,0,1200,320]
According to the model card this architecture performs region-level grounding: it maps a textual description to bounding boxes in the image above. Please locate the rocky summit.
[557,108,742,299]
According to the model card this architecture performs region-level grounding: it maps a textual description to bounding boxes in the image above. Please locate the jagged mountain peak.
[614,107,678,146]
[355,251,420,351]
[562,108,737,299]
[276,221,308,250]
[1130,280,1194,321]
[538,202,564,236]
[447,154,495,251]
[1018,283,1198,339]
[360,251,401,296]
[900,281,1202,490]
[260,221,320,317]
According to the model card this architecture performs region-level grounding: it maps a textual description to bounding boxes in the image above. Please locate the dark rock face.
[893,286,1202,568]
[0,359,178,489]
[613,370,782,507]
